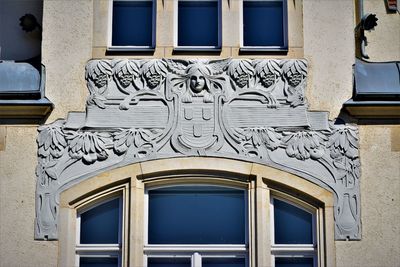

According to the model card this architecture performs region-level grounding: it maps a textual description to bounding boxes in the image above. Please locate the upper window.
[270,195,317,267]
[175,0,221,50]
[241,0,288,50]
[109,0,156,50]
[145,185,248,267]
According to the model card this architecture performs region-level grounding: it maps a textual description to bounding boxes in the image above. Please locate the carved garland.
[35,59,361,240]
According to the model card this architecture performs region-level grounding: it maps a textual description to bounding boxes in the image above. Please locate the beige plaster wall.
[0,0,94,266]
[303,1,400,266]
[43,0,93,120]
[363,0,400,61]
[336,125,400,267]
[0,126,58,267]
[1,0,399,266]
[303,0,355,120]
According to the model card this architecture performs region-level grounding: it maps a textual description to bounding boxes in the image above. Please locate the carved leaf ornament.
[65,131,112,164]
[281,131,327,160]
[35,58,361,241]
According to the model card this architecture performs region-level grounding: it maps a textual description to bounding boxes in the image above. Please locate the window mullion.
[256,176,271,266]
[192,252,201,267]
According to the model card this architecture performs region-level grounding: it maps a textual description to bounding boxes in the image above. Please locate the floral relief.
[35,59,362,240]
[86,60,113,108]
[281,131,327,160]
[113,128,163,156]
[282,60,307,107]
[254,59,282,90]
[236,127,282,150]
[36,160,58,185]
[328,125,359,159]
[328,125,360,187]
[65,131,112,164]
[113,59,140,90]
[227,59,255,89]
[142,59,168,89]
[37,120,67,158]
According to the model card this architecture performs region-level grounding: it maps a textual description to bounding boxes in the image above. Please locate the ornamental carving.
[35,59,361,241]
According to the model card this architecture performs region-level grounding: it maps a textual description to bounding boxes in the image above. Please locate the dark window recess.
[275,257,314,267]
[112,0,154,47]
[80,198,120,244]
[148,258,191,267]
[148,186,245,244]
[243,1,284,47]
[203,258,246,267]
[80,257,119,267]
[274,199,313,244]
[178,1,219,47]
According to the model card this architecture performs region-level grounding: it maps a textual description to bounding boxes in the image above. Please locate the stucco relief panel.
[35,58,361,240]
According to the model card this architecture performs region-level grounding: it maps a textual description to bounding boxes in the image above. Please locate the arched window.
[59,160,334,267]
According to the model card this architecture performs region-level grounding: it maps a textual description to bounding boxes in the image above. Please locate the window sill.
[173,46,222,52]
[343,99,400,119]
[106,46,155,52]
[0,98,54,124]
[239,47,288,55]
[106,46,156,56]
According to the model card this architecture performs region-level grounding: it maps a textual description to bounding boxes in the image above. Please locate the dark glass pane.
[243,1,284,47]
[148,186,245,244]
[274,199,313,244]
[275,257,313,267]
[80,257,118,267]
[148,258,191,267]
[203,258,246,267]
[112,1,153,46]
[178,1,218,46]
[80,198,120,244]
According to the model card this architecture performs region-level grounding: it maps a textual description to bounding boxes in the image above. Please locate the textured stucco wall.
[0,127,58,267]
[303,0,355,120]
[303,1,400,266]
[336,125,400,267]
[43,0,93,120]
[363,0,400,61]
[0,0,399,266]
[0,0,93,266]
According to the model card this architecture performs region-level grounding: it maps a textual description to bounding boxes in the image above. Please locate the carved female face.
[190,72,206,93]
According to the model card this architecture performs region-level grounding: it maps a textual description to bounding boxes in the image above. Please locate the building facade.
[0,0,399,266]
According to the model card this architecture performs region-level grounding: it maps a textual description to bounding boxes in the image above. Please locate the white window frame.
[239,0,288,51]
[173,0,222,51]
[143,184,249,267]
[270,192,318,267]
[75,188,127,267]
[107,0,157,51]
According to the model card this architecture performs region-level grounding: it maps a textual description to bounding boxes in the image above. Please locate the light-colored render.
[0,0,399,267]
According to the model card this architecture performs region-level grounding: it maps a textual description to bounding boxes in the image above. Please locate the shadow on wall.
[0,0,43,61]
